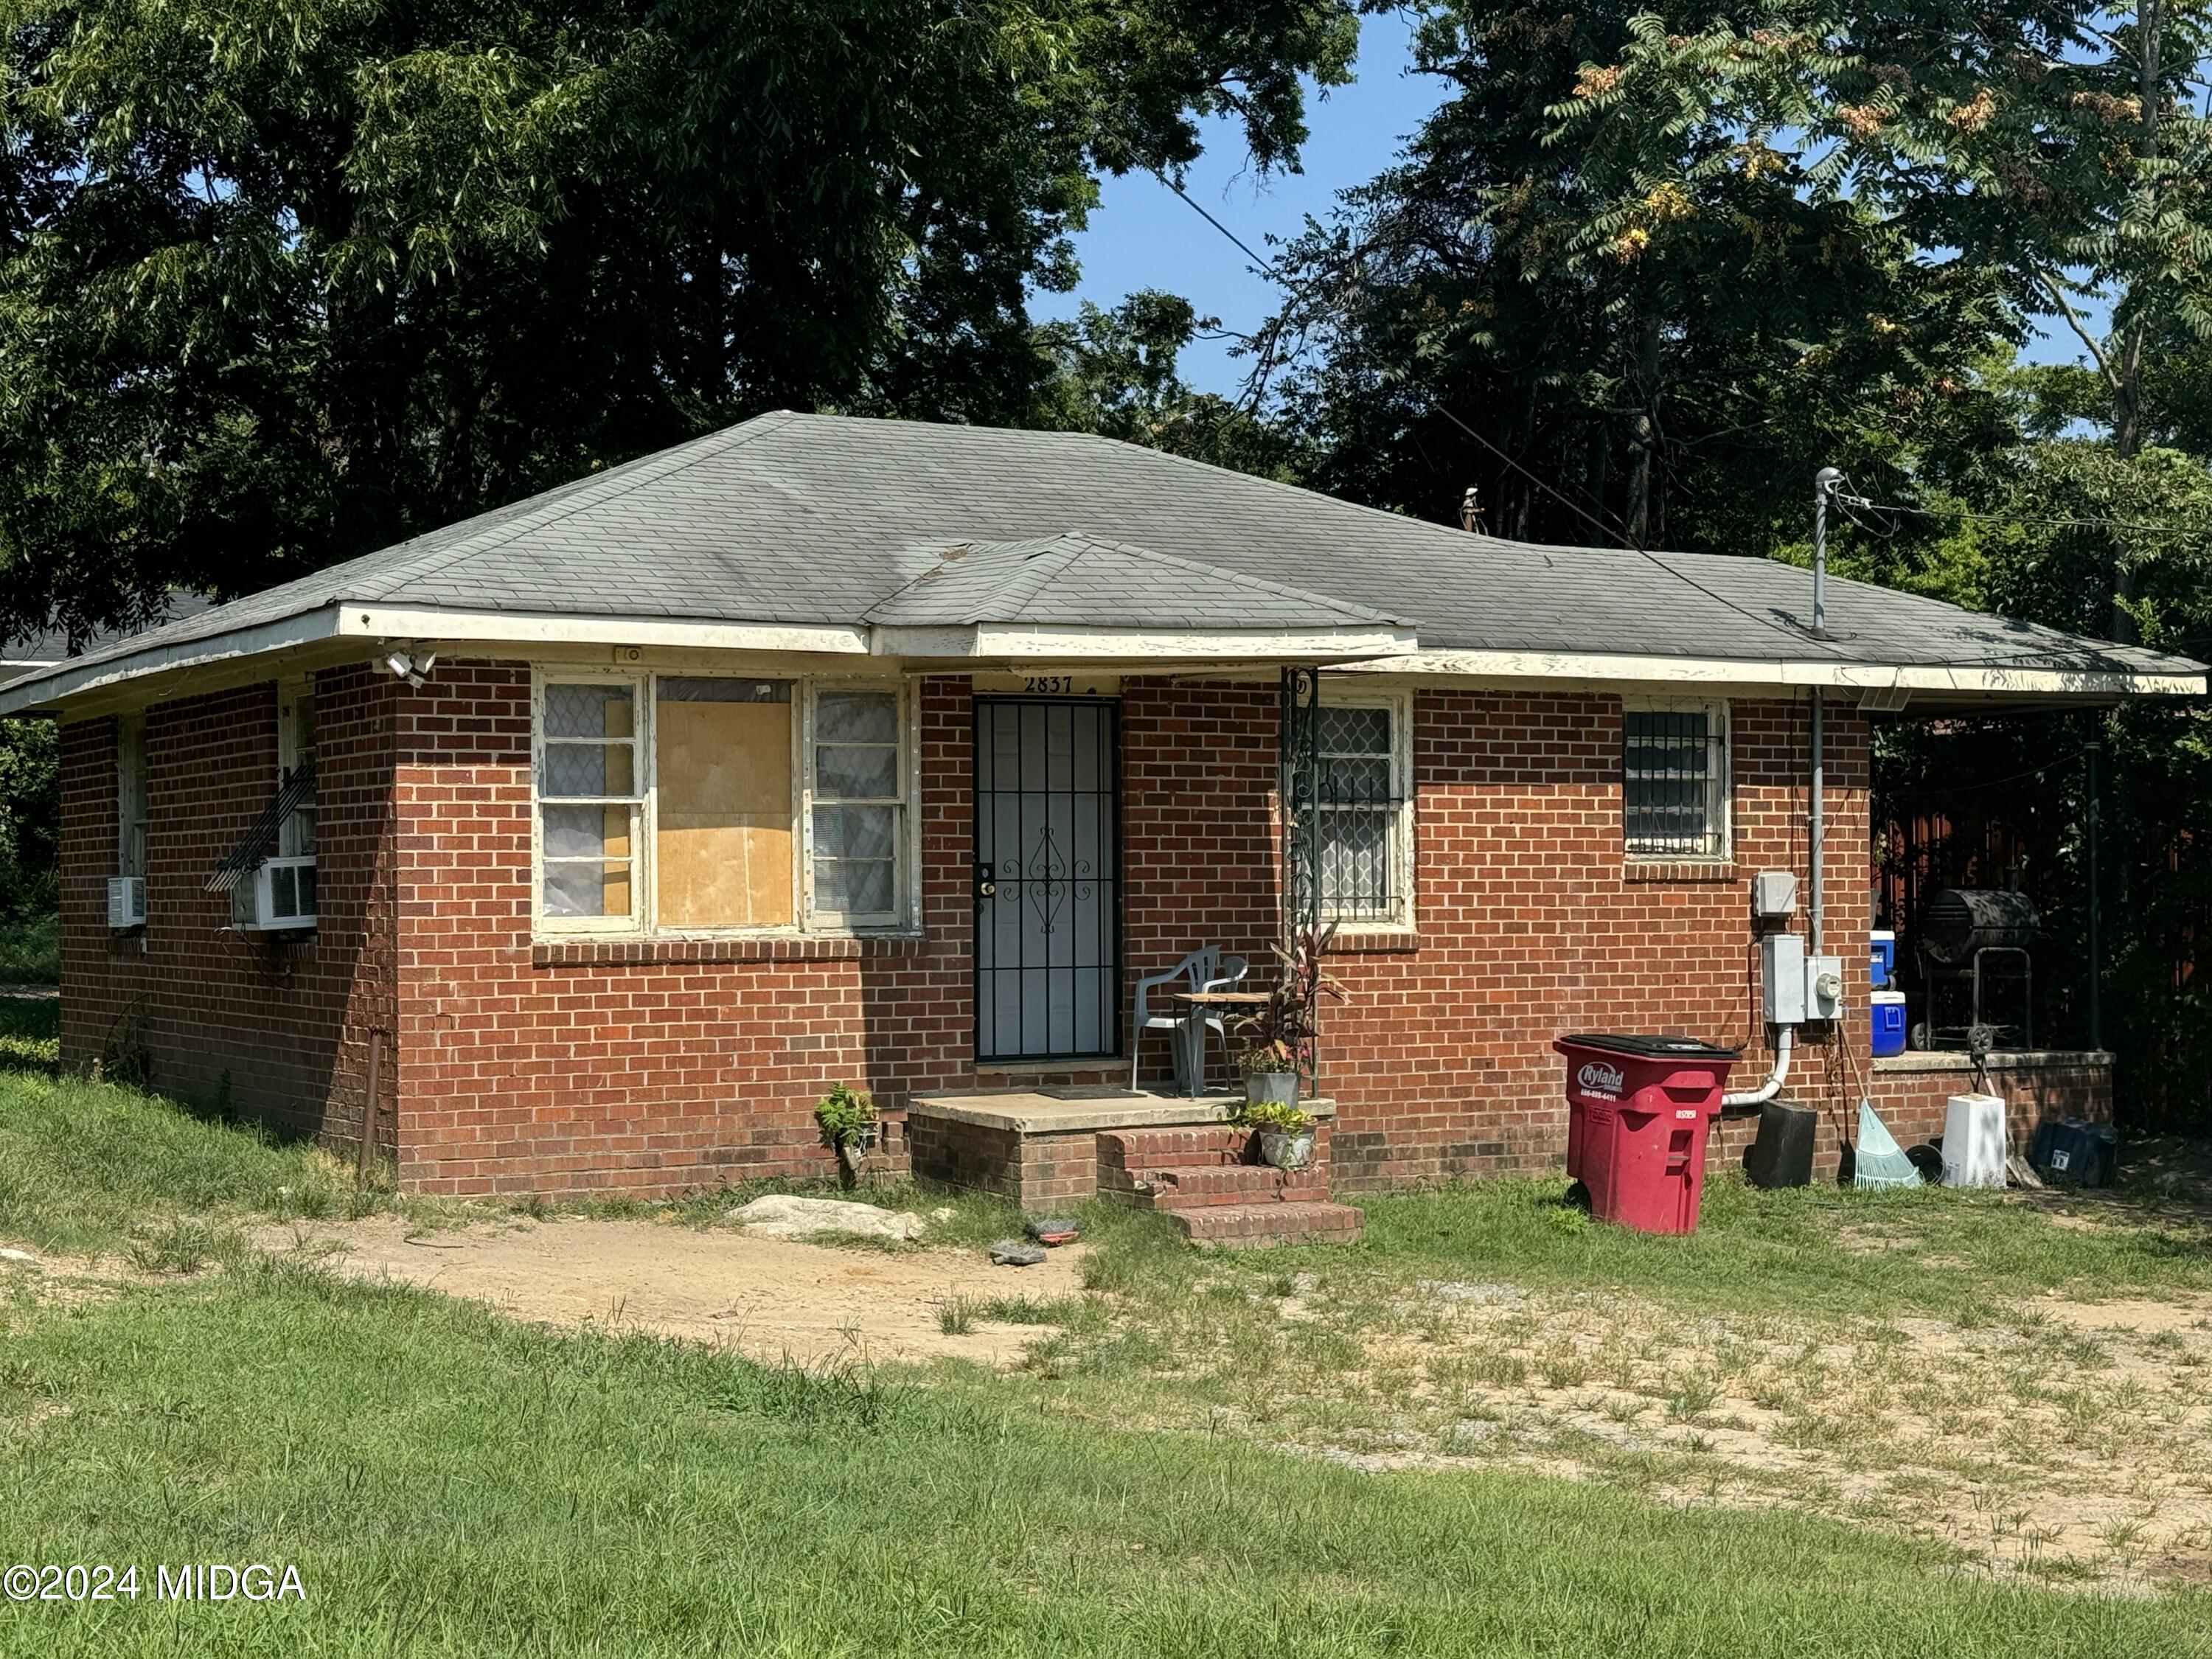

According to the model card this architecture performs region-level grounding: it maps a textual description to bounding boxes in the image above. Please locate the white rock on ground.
[726,1195,925,1243]
[0,1248,38,1265]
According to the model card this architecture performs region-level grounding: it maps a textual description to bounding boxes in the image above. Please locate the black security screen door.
[973,699,1121,1062]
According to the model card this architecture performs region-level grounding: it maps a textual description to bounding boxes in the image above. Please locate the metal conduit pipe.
[1722,1025,1794,1109]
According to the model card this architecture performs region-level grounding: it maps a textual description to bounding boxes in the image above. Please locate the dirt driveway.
[257,1214,1084,1368]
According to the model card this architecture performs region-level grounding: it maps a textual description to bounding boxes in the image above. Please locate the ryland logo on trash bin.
[1576,1061,1625,1099]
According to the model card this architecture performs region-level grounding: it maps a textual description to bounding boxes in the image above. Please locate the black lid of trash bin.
[1559,1033,1742,1060]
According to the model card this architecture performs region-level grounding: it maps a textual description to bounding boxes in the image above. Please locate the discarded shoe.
[989,1238,1047,1267]
[1023,1217,1079,1245]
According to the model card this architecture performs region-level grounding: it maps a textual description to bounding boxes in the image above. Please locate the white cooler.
[1941,1093,2008,1188]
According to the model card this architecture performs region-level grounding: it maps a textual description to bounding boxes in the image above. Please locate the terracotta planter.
[1243,1071,1299,1105]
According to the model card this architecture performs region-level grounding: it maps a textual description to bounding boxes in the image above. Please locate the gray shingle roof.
[862,533,1402,629]
[10,411,2203,693]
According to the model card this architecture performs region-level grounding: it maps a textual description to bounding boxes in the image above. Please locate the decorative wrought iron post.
[1280,667,1323,1083]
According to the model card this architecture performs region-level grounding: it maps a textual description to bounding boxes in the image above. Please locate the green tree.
[0,0,1357,640]
[1253,0,2010,552]
[1027,290,1307,477]
[1571,0,2212,636]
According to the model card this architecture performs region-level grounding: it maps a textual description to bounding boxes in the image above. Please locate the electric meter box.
[1804,954,1845,1021]
[1761,933,1806,1024]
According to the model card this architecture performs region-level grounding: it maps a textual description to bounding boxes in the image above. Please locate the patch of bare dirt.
[253,1214,1085,1368]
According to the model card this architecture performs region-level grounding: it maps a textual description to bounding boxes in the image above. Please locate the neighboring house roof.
[0,412,2201,713]
[0,594,216,687]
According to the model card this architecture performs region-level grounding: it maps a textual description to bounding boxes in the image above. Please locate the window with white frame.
[534,673,913,934]
[277,678,318,858]
[1317,695,1413,926]
[116,711,147,880]
[1622,702,1731,860]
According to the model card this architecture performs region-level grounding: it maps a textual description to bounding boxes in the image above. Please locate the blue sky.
[1038,11,1446,396]
[1041,11,2096,397]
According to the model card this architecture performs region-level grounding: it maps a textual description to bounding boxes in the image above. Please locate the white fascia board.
[871,622,1421,660]
[0,605,348,715]
[0,603,874,717]
[1333,649,2205,698]
[338,606,869,657]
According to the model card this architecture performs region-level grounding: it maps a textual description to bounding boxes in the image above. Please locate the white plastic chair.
[1129,948,1248,1093]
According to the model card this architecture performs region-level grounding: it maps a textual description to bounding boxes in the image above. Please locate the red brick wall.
[393,667,992,1195]
[57,668,398,1143]
[1315,692,1873,1188]
[83,661,2107,1199]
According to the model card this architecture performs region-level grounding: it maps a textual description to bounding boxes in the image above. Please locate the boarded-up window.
[654,678,793,927]
[540,682,641,921]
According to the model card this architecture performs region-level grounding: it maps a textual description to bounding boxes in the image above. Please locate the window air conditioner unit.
[106,875,146,930]
[232,857,318,931]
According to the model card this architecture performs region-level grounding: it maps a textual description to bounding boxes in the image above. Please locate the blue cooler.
[1870,990,1907,1057]
[1869,930,1896,989]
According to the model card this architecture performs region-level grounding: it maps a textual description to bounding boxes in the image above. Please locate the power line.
[1160,175,1643,553]
[1156,173,1857,653]
[1834,490,2212,541]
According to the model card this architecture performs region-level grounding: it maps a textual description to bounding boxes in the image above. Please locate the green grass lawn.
[2,1006,2208,1653]
[5,1263,2207,1658]
[0,913,58,984]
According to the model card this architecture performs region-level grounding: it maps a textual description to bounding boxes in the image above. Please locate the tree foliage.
[0,0,1357,639]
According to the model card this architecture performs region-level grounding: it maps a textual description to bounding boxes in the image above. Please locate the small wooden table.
[1172,990,1273,1096]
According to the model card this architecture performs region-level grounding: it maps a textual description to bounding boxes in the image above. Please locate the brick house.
[4,414,2198,1232]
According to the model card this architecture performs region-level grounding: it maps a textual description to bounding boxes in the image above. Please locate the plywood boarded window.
[655,678,793,927]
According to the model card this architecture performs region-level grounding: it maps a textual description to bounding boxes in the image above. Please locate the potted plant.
[1232,921,1346,1108]
[814,1082,877,1189]
[1237,1096,1319,1170]
[1236,1038,1303,1105]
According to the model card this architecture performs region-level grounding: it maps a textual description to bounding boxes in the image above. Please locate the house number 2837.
[1023,675,1074,694]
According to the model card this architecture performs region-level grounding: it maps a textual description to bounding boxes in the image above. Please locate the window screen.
[540,683,641,919]
[1623,708,1728,858]
[116,712,147,877]
[811,689,902,921]
[279,684,317,858]
[654,678,793,928]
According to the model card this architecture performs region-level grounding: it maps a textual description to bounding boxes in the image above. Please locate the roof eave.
[1332,648,2205,701]
[869,622,1421,661]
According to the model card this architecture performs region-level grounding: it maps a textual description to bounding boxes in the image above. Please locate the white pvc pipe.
[1723,1026,1793,1108]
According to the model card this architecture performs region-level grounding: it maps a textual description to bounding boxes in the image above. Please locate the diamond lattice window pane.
[545,684,633,739]
[813,803,897,860]
[545,743,633,798]
[815,858,894,915]
[1319,705,1391,757]
[815,742,899,800]
[815,691,898,744]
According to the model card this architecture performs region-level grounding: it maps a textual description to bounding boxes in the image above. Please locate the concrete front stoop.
[906,1089,1364,1249]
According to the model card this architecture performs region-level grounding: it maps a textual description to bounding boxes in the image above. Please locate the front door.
[973,698,1121,1062]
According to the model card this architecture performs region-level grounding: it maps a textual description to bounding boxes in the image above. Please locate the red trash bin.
[1553,1034,1741,1234]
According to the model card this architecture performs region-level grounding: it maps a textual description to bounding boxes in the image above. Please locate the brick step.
[1114,1161,1331,1210]
[1097,1125,1253,1173]
[1172,1201,1366,1249]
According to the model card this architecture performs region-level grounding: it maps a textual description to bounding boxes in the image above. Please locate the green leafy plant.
[815,1084,876,1152]
[1233,921,1347,1076]
[1235,1039,1299,1077]
[1234,1099,1316,1136]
